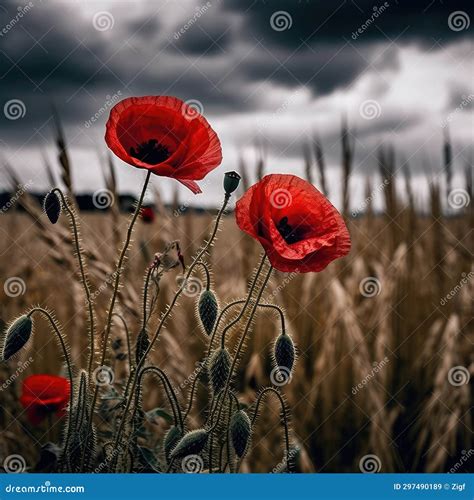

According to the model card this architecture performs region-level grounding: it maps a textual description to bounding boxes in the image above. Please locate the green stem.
[210,264,273,469]
[52,188,95,379]
[82,170,151,471]
[116,366,183,473]
[28,307,74,467]
[182,255,266,423]
[142,265,154,330]
[111,193,230,468]
[251,387,291,472]
[111,313,132,373]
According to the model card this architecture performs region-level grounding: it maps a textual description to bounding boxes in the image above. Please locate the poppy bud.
[170,428,208,460]
[2,314,33,361]
[230,409,251,458]
[208,348,230,394]
[223,171,241,195]
[274,333,295,374]
[135,328,150,365]
[198,290,218,335]
[164,426,183,463]
[43,191,62,224]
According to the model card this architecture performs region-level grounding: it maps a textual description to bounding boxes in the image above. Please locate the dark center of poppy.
[130,139,170,165]
[276,216,303,244]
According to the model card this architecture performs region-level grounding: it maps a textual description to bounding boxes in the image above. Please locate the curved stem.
[136,366,183,431]
[82,170,151,471]
[195,261,211,291]
[251,387,291,472]
[52,188,95,378]
[221,302,285,348]
[114,366,183,473]
[110,193,230,467]
[142,265,154,330]
[111,313,132,372]
[219,254,266,348]
[182,255,266,423]
[28,307,75,466]
[210,264,273,458]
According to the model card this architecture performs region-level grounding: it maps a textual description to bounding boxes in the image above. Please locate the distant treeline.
[0,191,214,215]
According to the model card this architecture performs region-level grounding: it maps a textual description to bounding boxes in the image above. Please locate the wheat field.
[0,131,472,474]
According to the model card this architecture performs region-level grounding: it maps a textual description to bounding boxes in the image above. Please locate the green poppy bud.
[223,171,241,195]
[198,290,218,335]
[2,314,33,361]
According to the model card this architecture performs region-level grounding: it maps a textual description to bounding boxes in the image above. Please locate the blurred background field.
[0,128,472,473]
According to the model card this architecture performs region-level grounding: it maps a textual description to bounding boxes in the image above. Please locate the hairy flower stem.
[117,366,183,473]
[27,307,74,468]
[81,170,151,471]
[111,193,230,469]
[182,255,266,422]
[251,387,291,472]
[209,263,273,472]
[141,263,159,330]
[111,313,132,372]
[52,188,95,379]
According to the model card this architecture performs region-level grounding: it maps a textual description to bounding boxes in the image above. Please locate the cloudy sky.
[0,0,472,209]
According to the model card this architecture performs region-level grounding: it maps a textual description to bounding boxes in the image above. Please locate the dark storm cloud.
[0,0,471,164]
[224,0,473,47]
[171,13,234,55]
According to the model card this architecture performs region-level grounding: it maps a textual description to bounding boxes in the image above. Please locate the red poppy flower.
[20,374,70,425]
[105,96,222,194]
[235,174,351,273]
[140,206,155,224]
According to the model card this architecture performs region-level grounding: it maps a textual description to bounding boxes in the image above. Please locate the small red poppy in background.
[235,174,351,273]
[20,374,70,425]
[105,96,222,194]
[140,206,155,224]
